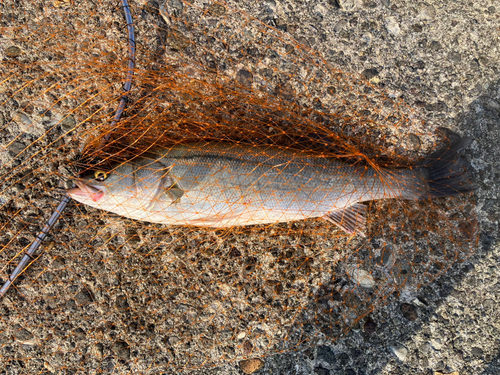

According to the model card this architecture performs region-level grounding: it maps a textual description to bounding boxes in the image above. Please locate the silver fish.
[67,139,474,234]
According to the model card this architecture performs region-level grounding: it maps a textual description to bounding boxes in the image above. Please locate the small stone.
[75,290,93,304]
[51,257,65,269]
[61,115,77,131]
[317,345,336,364]
[166,30,190,51]
[401,303,418,321]
[314,367,330,375]
[243,340,253,355]
[419,4,436,19]
[363,1,377,8]
[346,265,375,288]
[429,40,442,51]
[53,0,71,7]
[208,3,226,16]
[364,318,376,334]
[7,141,25,157]
[13,328,34,344]
[482,98,500,114]
[434,372,458,375]
[336,352,349,366]
[458,219,478,241]
[17,112,32,127]
[471,347,484,357]
[328,0,341,9]
[334,20,348,32]
[430,338,443,351]
[337,0,360,11]
[449,52,462,62]
[390,343,408,362]
[385,17,401,36]
[112,340,130,360]
[168,0,183,11]
[361,68,379,80]
[5,46,21,58]
[236,69,253,87]
[240,358,264,374]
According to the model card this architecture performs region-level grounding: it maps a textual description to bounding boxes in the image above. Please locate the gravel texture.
[0,0,499,374]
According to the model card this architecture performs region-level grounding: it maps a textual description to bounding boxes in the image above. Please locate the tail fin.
[417,137,476,198]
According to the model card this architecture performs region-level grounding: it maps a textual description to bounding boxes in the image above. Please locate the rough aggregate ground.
[0,0,499,374]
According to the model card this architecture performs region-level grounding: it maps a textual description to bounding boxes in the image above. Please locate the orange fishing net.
[0,0,477,373]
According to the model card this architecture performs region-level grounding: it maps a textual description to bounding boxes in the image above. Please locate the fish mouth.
[67,179,105,202]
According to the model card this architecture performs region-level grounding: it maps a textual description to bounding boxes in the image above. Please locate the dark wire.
[0,0,136,298]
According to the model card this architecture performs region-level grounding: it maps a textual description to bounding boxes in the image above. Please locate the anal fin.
[324,203,366,237]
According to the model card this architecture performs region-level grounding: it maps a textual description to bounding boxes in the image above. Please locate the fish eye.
[94,170,108,181]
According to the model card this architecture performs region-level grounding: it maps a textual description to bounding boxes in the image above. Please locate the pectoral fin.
[145,170,185,211]
[324,203,366,237]
[165,181,184,204]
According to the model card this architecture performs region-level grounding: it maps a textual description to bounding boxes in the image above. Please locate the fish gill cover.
[0,0,477,373]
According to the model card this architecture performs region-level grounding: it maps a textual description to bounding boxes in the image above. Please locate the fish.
[67,138,474,234]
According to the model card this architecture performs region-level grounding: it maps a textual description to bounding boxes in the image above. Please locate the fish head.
[66,162,137,212]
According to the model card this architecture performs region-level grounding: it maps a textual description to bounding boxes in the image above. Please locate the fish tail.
[417,137,476,199]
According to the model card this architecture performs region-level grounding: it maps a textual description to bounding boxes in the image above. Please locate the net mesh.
[0,0,477,373]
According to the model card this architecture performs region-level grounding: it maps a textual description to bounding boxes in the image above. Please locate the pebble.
[346,265,375,289]
[61,115,77,131]
[208,3,226,16]
[168,0,183,11]
[419,4,436,20]
[482,97,500,114]
[449,51,462,63]
[336,352,350,366]
[13,328,35,344]
[7,141,25,157]
[317,345,336,364]
[314,367,329,375]
[240,358,265,374]
[334,20,348,32]
[5,45,21,58]
[17,112,32,127]
[364,318,377,334]
[389,343,408,362]
[112,340,131,360]
[385,17,401,36]
[400,303,418,321]
[361,68,379,80]
[471,347,484,357]
[430,338,443,351]
[337,0,360,11]
[236,69,253,88]
[243,340,254,355]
